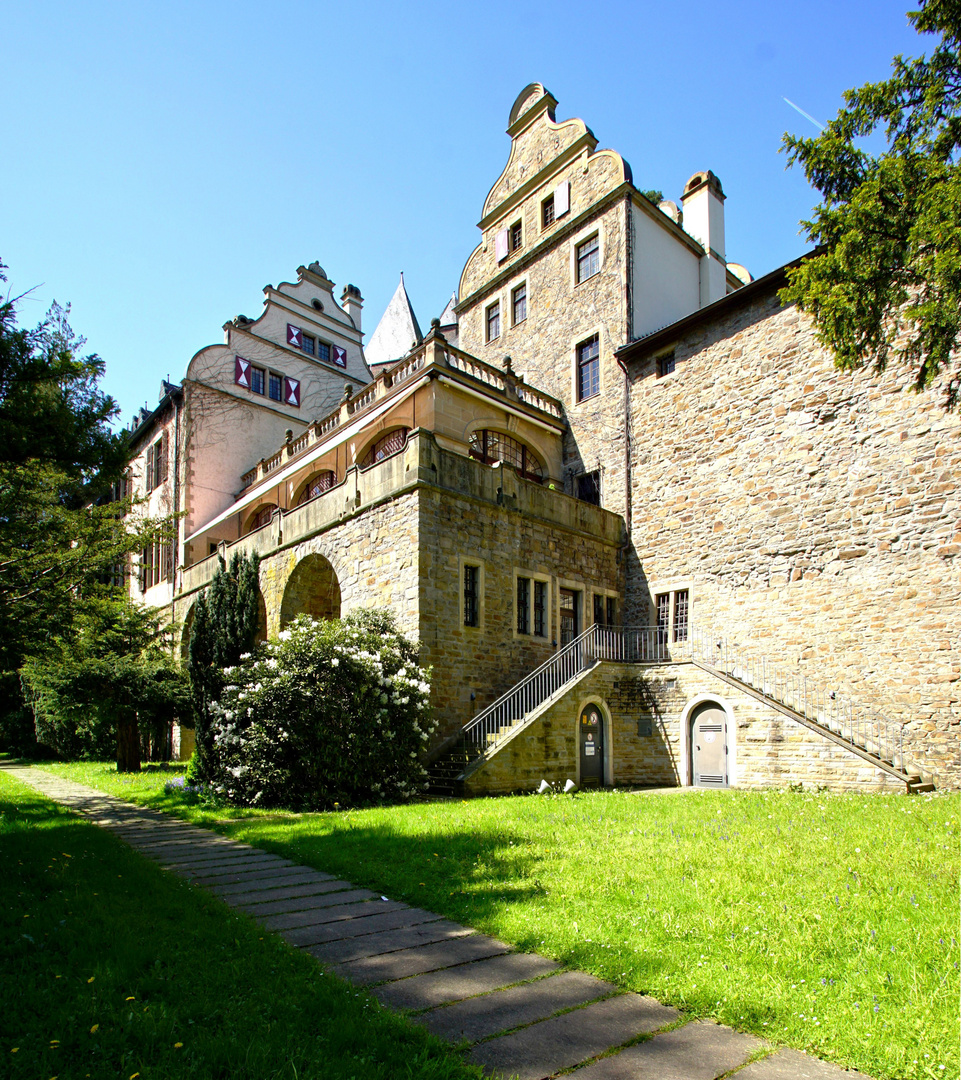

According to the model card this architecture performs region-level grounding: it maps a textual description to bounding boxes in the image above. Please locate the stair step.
[908,782,935,794]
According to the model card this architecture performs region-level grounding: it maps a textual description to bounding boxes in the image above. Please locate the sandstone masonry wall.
[625,292,960,787]
[465,660,906,796]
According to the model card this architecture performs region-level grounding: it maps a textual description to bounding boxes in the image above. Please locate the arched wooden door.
[690,702,728,787]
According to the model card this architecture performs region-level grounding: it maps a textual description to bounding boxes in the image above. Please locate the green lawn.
[0,768,487,1080]
[42,762,960,1080]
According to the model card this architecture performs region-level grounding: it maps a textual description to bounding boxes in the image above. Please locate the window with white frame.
[576,234,600,283]
[576,335,600,401]
[512,282,527,325]
[486,300,501,342]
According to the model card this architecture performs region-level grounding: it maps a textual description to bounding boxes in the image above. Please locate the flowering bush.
[206,610,434,810]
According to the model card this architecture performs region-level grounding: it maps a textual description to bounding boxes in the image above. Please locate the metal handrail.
[686,626,906,774]
[455,623,907,778]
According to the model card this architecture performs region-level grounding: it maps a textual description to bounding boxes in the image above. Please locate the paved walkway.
[7,765,872,1080]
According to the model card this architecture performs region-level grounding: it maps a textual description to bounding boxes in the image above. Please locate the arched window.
[360,428,409,468]
[245,503,276,534]
[469,430,543,482]
[296,471,336,505]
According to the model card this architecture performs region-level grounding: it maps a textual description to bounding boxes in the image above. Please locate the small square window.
[486,301,501,343]
[317,341,331,364]
[510,221,523,252]
[576,234,600,283]
[250,366,265,395]
[542,195,555,228]
[268,372,282,401]
[301,333,316,356]
[512,283,527,326]
[577,470,600,505]
[576,335,599,401]
[657,352,676,378]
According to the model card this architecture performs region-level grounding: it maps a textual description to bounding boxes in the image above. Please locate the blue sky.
[3,1,923,423]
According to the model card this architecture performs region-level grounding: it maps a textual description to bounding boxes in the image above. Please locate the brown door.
[559,588,580,646]
[579,704,604,787]
[691,703,728,787]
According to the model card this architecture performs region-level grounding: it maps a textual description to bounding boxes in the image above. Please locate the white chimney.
[341,284,363,331]
[681,170,727,307]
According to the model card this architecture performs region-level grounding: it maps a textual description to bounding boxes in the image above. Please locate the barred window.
[673,588,689,642]
[469,430,543,482]
[360,428,409,468]
[464,564,479,627]
[533,580,547,638]
[297,471,336,504]
[246,503,276,534]
[517,577,531,634]
[657,352,676,378]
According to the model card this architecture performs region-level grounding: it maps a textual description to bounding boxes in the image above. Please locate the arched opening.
[359,428,409,468]
[280,553,341,628]
[244,503,276,535]
[179,603,197,661]
[689,700,729,787]
[469,429,543,482]
[577,701,610,788]
[295,471,337,505]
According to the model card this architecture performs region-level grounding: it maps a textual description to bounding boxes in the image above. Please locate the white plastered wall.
[631,204,701,339]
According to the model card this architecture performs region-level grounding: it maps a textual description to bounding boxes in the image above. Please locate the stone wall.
[464,660,907,796]
[625,290,961,788]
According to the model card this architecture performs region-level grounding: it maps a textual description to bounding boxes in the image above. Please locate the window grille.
[297,471,336,504]
[517,577,530,634]
[247,504,275,534]
[469,430,543,482]
[533,580,547,637]
[673,588,689,642]
[360,428,409,468]
[464,565,479,627]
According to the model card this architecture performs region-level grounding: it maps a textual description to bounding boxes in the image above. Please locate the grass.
[41,762,961,1080]
[0,767,488,1080]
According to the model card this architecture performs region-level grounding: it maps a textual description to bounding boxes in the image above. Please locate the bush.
[207,610,435,810]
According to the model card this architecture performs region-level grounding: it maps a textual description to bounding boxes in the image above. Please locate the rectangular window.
[318,341,331,364]
[657,352,676,378]
[606,596,616,628]
[464,564,479,627]
[510,221,523,252]
[542,194,555,228]
[268,372,283,401]
[512,283,527,325]
[656,592,670,647]
[517,576,531,634]
[250,366,265,395]
[533,580,547,638]
[673,588,689,642]
[301,333,316,356]
[486,301,500,342]
[577,470,600,505]
[576,335,600,401]
[593,594,605,626]
[576,234,600,283]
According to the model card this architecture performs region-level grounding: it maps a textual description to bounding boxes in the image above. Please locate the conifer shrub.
[207,610,434,810]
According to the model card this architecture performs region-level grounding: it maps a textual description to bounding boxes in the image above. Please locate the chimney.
[341,283,363,331]
[681,170,727,307]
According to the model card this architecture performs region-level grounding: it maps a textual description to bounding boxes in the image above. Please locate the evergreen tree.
[186,551,261,777]
[781,0,960,403]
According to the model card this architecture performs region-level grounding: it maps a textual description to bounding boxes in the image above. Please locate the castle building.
[141,86,957,793]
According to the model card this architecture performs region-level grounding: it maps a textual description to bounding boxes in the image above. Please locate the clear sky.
[3,0,924,424]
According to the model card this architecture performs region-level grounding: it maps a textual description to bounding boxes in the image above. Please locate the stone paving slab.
[154,851,284,871]
[305,920,474,965]
[373,952,559,1012]
[188,864,319,888]
[571,1019,762,1080]
[258,895,405,931]
[175,855,296,877]
[331,933,511,986]
[231,882,359,914]
[733,1048,873,1079]
[211,870,335,898]
[282,907,443,947]
[417,970,617,1045]
[226,879,355,907]
[468,991,678,1080]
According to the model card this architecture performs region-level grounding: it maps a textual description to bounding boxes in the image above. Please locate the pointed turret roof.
[365,274,423,369]
[438,291,458,329]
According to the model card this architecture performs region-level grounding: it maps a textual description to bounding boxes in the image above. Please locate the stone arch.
[280,552,342,628]
[679,694,737,787]
[573,695,614,787]
[244,502,277,535]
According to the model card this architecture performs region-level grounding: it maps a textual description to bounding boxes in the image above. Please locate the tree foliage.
[185,551,262,776]
[21,595,190,771]
[0,260,170,752]
[781,0,960,403]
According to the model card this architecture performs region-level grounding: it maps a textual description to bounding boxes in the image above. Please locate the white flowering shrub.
[207,609,435,810]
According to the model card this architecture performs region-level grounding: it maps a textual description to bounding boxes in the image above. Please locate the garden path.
[9,765,873,1080]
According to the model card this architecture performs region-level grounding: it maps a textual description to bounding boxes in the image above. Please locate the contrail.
[783,97,825,131]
